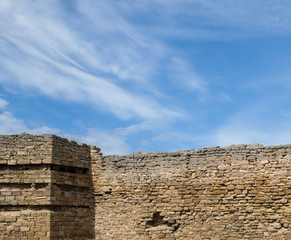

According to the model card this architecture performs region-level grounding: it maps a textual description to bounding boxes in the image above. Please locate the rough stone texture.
[95,146,291,240]
[0,134,96,239]
[0,134,291,239]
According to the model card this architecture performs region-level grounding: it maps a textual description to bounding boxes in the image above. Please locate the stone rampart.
[0,134,97,239]
[0,134,290,239]
[95,145,291,239]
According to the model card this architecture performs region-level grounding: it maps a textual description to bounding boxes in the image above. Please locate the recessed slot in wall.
[51,164,88,174]
[146,212,180,232]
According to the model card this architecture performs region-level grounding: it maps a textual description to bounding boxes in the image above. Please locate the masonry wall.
[0,134,52,239]
[50,135,95,239]
[0,134,291,239]
[0,134,96,239]
[96,145,291,240]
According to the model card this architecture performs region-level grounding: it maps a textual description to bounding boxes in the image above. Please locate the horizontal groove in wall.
[0,183,48,189]
[51,164,89,174]
[0,164,49,171]
[0,205,90,211]
[53,184,90,193]
[0,164,89,174]
[0,183,90,192]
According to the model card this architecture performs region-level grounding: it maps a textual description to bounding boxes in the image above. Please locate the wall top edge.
[1,133,290,157]
[106,142,291,158]
[0,133,101,152]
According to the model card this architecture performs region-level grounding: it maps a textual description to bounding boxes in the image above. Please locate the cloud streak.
[1,0,291,154]
[0,97,59,135]
[0,97,128,154]
[0,98,8,110]
[2,0,288,122]
[212,99,291,147]
[79,128,131,155]
[140,0,291,39]
[0,0,186,122]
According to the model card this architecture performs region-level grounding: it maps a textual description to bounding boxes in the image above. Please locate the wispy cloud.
[0,97,59,135]
[79,128,131,155]
[0,111,29,135]
[213,123,291,147]
[141,0,291,39]
[0,98,8,110]
[0,0,186,122]
[1,0,291,154]
[212,101,291,147]
[2,0,287,124]
[0,96,29,134]
[168,58,207,92]
[152,131,205,151]
[0,97,125,154]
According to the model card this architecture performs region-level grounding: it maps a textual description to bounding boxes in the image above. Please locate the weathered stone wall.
[50,135,95,239]
[0,134,52,239]
[96,145,291,240]
[0,134,291,239]
[0,134,96,239]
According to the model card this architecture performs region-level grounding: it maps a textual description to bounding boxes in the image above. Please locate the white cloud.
[0,98,125,154]
[212,103,291,147]
[202,0,291,33]
[213,126,267,146]
[0,108,125,155]
[0,98,27,134]
[1,0,291,155]
[215,93,231,103]
[4,0,286,125]
[0,0,186,122]
[114,0,291,41]
[0,98,8,110]
[0,102,125,154]
[115,119,172,136]
[169,58,206,92]
[79,128,131,155]
[0,0,11,12]
[0,111,29,134]
[30,126,60,135]
[0,110,59,136]
[150,130,216,152]
[0,97,60,135]
[79,119,175,155]
[213,124,291,147]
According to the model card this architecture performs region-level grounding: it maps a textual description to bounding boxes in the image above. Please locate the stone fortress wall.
[0,134,290,239]
[0,134,97,239]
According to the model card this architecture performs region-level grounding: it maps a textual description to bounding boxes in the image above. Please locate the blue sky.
[1,0,291,154]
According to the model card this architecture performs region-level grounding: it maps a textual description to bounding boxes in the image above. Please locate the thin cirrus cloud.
[3,0,288,121]
[1,0,291,154]
[0,97,129,155]
[213,123,291,148]
[0,0,187,122]
[0,98,8,110]
[78,128,131,155]
[212,98,291,148]
[144,0,291,39]
[0,97,59,135]
[202,0,291,34]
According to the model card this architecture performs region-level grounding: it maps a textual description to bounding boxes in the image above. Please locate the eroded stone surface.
[0,133,290,239]
[0,134,96,239]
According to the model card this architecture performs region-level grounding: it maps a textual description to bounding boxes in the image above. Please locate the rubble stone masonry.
[0,133,290,239]
[0,134,96,239]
